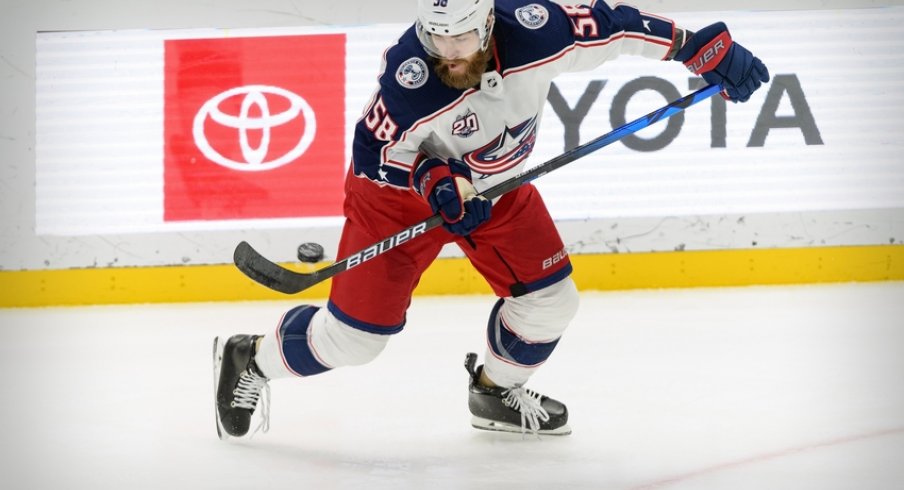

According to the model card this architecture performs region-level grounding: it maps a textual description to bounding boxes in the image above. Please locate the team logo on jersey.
[463,116,538,175]
[396,57,429,89]
[515,4,549,30]
[452,111,480,138]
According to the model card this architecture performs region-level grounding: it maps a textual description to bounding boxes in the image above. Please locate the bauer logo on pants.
[163,34,346,221]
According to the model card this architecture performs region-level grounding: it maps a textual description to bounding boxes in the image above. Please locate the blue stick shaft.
[480,83,722,200]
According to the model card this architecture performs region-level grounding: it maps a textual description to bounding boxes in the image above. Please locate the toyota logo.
[192,85,317,172]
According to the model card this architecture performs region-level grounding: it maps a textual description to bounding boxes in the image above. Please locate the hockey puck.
[297,242,324,263]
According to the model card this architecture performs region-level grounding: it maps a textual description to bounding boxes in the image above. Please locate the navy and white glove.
[413,158,491,236]
[674,22,769,103]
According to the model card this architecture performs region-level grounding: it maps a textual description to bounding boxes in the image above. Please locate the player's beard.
[432,39,495,90]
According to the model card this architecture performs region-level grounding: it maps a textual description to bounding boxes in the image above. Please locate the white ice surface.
[2,282,903,489]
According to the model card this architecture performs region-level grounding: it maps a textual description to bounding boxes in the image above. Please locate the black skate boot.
[464,352,571,436]
[213,334,270,439]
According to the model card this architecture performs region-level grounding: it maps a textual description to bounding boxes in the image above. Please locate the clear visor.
[416,23,482,60]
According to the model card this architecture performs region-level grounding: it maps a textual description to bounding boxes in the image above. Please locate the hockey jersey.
[352,0,679,194]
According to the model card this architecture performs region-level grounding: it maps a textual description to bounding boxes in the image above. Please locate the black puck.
[297,242,324,263]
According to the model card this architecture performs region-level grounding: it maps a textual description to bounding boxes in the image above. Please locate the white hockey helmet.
[416,0,495,60]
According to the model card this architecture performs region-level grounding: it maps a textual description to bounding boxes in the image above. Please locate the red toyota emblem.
[163,34,345,221]
[193,84,317,172]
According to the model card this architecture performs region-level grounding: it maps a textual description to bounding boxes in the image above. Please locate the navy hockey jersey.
[352,0,679,193]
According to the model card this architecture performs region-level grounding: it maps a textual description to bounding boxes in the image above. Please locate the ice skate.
[464,353,571,436]
[213,334,270,439]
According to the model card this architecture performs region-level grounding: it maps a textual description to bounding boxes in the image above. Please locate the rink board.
[1,245,901,307]
[25,8,904,273]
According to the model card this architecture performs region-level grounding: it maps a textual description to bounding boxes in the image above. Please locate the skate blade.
[212,337,230,441]
[471,416,572,436]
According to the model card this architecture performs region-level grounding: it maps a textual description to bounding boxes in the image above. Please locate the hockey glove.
[674,22,769,103]
[414,158,491,236]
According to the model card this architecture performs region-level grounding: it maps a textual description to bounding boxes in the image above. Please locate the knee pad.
[501,277,579,341]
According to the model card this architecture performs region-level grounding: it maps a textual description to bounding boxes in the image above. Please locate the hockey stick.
[234,83,722,294]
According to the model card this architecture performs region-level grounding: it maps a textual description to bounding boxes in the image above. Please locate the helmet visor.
[416,23,482,60]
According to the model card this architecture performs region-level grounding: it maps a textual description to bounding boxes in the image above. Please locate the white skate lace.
[232,369,271,435]
[502,387,549,436]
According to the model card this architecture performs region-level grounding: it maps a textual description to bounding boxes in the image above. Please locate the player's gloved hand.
[414,158,491,236]
[674,22,769,103]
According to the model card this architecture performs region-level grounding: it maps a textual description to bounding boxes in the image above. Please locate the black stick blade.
[234,241,310,294]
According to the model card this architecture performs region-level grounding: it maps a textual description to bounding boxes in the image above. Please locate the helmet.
[416,0,495,60]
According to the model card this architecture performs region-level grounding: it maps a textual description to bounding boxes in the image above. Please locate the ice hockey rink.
[2,281,902,490]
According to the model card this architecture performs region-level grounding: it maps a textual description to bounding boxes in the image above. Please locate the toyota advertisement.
[35,10,904,236]
[163,34,346,221]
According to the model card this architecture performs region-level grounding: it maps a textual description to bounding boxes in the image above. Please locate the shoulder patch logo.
[396,57,429,89]
[515,4,549,30]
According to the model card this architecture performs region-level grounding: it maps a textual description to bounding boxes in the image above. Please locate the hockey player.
[214,0,768,438]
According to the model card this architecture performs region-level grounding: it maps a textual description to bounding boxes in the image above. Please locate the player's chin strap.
[233,84,723,295]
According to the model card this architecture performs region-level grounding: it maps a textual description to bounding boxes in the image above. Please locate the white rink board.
[35,8,904,236]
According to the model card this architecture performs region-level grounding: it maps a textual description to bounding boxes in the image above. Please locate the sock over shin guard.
[482,278,579,387]
[255,305,391,379]
[254,305,332,378]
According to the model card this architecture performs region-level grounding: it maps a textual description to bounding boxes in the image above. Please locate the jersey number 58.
[561,5,599,38]
[364,96,399,142]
